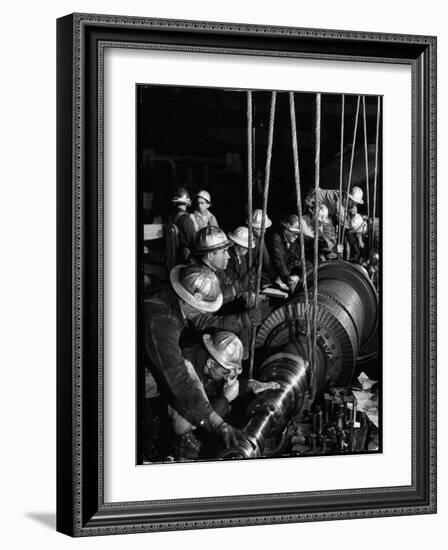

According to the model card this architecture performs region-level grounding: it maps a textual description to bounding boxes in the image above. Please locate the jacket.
[168,210,196,261]
[190,210,219,233]
[315,188,346,224]
[265,227,302,283]
[225,247,250,296]
[253,235,276,285]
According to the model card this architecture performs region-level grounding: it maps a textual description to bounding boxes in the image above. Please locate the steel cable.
[247,91,254,274]
[341,95,361,246]
[289,91,311,361]
[362,96,370,220]
[311,93,321,389]
[372,96,381,252]
[337,94,345,248]
[248,91,276,379]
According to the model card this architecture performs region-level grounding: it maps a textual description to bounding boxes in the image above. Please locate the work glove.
[214,422,246,449]
[288,275,300,293]
[223,377,240,402]
[247,379,281,394]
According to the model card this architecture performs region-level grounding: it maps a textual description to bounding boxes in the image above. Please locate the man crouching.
[174,331,280,460]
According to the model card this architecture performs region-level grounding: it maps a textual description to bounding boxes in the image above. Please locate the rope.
[311,93,321,389]
[341,95,361,245]
[248,91,276,379]
[337,94,345,247]
[247,91,254,274]
[371,96,381,251]
[289,91,311,361]
[362,96,370,220]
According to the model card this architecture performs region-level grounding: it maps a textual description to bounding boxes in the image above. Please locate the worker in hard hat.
[190,225,263,353]
[305,185,365,227]
[247,208,273,239]
[314,204,338,261]
[192,225,257,308]
[226,226,257,305]
[346,211,368,262]
[265,214,312,294]
[171,331,280,459]
[246,209,276,287]
[190,190,219,233]
[143,264,257,462]
[191,225,235,304]
[168,187,196,262]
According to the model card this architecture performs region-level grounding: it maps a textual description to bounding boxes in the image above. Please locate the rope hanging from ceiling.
[248,90,277,379]
[289,91,312,362]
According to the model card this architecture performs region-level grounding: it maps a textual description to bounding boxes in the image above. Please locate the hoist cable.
[289,91,311,361]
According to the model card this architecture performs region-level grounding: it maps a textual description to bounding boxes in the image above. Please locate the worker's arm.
[192,307,261,334]
[145,316,215,427]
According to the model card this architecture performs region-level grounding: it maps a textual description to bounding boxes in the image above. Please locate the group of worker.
[168,185,369,292]
[142,184,370,462]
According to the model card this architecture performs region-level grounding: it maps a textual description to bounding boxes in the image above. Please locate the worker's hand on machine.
[247,379,281,394]
[223,376,240,402]
[215,421,246,449]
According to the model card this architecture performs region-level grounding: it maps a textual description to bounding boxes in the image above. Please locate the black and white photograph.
[1,0,442,546]
[137,84,382,465]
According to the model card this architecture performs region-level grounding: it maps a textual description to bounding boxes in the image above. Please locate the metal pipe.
[220,351,310,459]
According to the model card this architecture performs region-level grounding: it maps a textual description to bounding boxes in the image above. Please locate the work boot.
[174,431,202,461]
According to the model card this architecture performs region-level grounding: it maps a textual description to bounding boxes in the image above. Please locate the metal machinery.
[220,260,379,459]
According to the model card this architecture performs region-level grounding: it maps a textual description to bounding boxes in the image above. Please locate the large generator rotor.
[255,260,378,386]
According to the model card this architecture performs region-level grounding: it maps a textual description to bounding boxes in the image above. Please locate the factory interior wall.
[0,1,445,549]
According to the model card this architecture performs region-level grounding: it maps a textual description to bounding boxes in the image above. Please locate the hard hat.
[195,190,212,204]
[350,213,367,233]
[228,226,256,249]
[247,209,272,229]
[348,186,364,205]
[194,226,233,254]
[317,204,329,222]
[172,187,191,206]
[202,331,243,374]
[281,214,301,233]
[170,264,223,312]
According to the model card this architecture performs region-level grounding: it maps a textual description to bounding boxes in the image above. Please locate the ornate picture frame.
[57,13,436,536]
